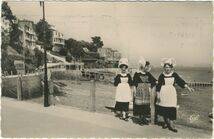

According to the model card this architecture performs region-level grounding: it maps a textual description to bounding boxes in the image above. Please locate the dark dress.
[133,72,157,116]
[114,73,133,112]
[156,72,187,120]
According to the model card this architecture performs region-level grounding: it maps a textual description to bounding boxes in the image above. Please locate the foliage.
[96,59,105,68]
[2,1,23,54]
[1,30,10,50]
[34,48,44,68]
[23,48,37,72]
[9,23,23,54]
[64,38,78,50]
[90,36,104,52]
[1,1,21,74]
[1,49,17,74]
[65,51,73,62]
[35,19,53,51]
[65,38,85,60]
[59,47,67,56]
[1,1,16,23]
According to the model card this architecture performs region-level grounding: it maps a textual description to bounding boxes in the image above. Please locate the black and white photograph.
[1,1,213,138]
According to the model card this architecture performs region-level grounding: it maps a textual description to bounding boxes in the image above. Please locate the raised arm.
[174,72,194,92]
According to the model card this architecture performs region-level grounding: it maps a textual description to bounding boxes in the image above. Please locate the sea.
[88,67,213,82]
[141,67,213,82]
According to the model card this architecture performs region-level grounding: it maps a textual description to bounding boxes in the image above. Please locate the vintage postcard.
[1,1,213,138]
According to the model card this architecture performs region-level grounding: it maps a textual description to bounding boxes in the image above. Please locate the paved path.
[1,97,212,138]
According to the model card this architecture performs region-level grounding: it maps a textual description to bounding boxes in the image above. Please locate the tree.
[2,2,16,24]
[71,42,85,59]
[91,36,104,52]
[64,38,78,50]
[1,49,17,74]
[10,23,23,54]
[1,2,23,54]
[65,51,73,62]
[79,40,93,50]
[58,47,67,56]
[34,48,44,68]
[1,30,10,50]
[35,19,53,51]
[65,38,85,60]
[1,2,21,74]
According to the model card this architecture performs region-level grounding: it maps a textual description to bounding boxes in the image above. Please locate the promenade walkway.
[1,97,212,138]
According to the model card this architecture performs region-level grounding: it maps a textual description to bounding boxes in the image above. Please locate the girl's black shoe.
[168,127,178,133]
[142,119,149,125]
[124,118,129,121]
[121,117,128,121]
[162,124,168,129]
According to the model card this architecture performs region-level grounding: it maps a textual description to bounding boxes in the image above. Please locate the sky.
[8,1,213,67]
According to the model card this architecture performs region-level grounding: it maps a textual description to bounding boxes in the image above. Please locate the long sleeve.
[174,72,187,88]
[156,74,164,92]
[132,72,138,87]
[127,74,134,86]
[114,74,121,86]
[148,72,157,88]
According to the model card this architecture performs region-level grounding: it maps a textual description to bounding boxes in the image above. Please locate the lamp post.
[41,1,49,107]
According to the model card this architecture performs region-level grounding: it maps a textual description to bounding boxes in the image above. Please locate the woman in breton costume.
[114,58,133,121]
[133,57,157,125]
[156,58,194,132]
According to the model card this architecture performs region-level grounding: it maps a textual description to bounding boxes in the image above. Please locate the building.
[50,26,65,52]
[39,62,84,72]
[112,50,122,61]
[97,48,121,68]
[98,47,121,62]
[18,20,37,49]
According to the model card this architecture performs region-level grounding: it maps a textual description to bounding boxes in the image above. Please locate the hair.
[119,64,128,69]
[145,61,150,66]
[164,63,173,68]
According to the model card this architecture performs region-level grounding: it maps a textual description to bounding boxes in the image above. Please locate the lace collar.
[120,73,127,76]
[163,71,174,77]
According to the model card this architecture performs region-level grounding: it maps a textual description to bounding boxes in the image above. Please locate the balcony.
[53,38,65,45]
[25,37,36,42]
[25,29,36,35]
[53,41,64,45]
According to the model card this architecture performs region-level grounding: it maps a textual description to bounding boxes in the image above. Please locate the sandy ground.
[2,97,212,138]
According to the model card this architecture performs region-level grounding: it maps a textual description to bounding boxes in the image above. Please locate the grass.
[30,79,212,131]
[176,87,212,130]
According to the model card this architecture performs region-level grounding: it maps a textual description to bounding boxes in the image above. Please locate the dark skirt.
[115,101,129,112]
[156,105,177,120]
[133,104,151,116]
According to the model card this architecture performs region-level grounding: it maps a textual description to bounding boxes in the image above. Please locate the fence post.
[17,75,22,100]
[90,79,96,112]
[150,86,156,124]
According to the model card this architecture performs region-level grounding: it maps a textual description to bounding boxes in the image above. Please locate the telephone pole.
[41,1,49,107]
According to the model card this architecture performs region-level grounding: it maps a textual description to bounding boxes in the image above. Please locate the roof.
[82,58,98,62]
[40,62,84,69]
[7,46,24,59]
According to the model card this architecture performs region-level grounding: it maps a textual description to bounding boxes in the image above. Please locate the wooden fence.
[188,82,213,87]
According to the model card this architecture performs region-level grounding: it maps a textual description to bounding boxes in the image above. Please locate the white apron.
[159,77,177,107]
[115,77,132,102]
